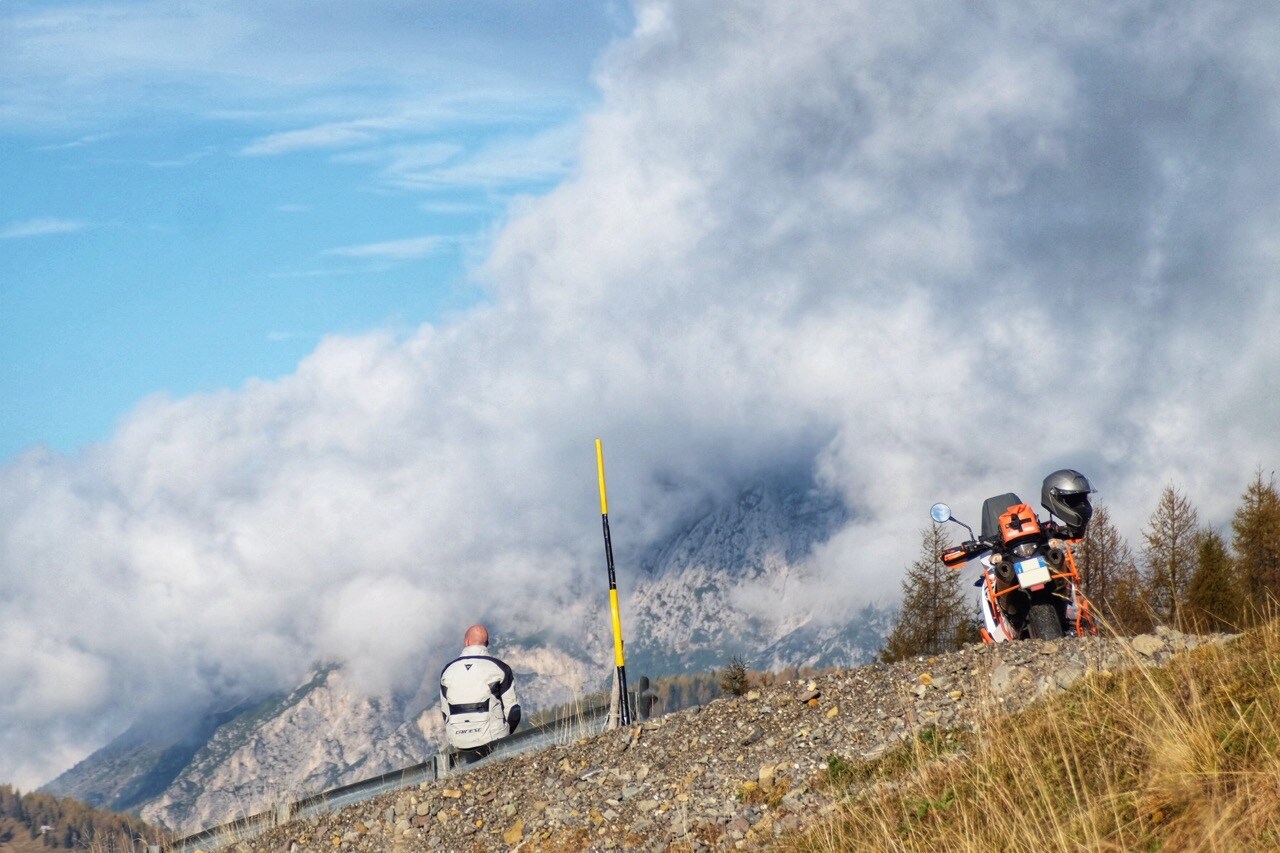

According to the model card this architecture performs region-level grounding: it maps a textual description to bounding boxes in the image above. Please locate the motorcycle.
[929,469,1097,642]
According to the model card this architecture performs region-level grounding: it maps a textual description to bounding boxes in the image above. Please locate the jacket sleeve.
[498,672,520,733]
[439,665,451,723]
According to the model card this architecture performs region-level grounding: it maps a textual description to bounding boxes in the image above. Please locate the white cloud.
[0,0,619,131]
[418,199,491,215]
[4,0,1280,790]
[241,123,384,156]
[322,235,448,261]
[35,132,117,151]
[383,124,580,190]
[143,147,215,168]
[0,217,87,239]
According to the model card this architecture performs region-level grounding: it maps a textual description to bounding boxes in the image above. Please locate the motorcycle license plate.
[1016,555,1052,589]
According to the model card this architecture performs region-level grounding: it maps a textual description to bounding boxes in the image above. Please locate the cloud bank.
[4,0,1280,788]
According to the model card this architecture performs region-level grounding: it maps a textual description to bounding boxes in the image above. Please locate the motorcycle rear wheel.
[1027,603,1064,640]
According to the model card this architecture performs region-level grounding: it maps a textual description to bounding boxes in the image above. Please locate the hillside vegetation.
[792,619,1280,852]
[0,785,168,852]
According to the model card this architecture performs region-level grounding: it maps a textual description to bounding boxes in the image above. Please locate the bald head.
[464,624,489,647]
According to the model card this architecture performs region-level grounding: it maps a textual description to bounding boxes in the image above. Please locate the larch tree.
[880,523,972,662]
[1184,528,1243,633]
[1077,504,1151,635]
[1231,468,1280,617]
[1141,484,1200,628]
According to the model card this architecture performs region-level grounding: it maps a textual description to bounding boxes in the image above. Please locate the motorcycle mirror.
[930,503,952,524]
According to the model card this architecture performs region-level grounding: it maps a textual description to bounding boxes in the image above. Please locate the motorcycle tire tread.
[1027,603,1065,640]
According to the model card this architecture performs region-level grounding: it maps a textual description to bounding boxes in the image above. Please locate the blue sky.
[1,0,630,459]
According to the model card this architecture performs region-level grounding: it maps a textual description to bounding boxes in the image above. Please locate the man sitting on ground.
[439,624,521,764]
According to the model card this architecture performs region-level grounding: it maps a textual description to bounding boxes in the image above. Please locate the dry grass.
[546,696,609,746]
[787,620,1280,852]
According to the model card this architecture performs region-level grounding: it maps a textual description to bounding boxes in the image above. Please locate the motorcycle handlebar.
[941,539,992,568]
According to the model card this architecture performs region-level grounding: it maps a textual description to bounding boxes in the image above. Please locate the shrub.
[717,656,750,696]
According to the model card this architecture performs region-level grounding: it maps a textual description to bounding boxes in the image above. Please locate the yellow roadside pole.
[595,438,632,726]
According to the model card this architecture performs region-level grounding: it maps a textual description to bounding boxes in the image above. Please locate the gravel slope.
[237,628,1221,852]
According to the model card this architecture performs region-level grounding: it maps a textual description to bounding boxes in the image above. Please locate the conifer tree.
[1231,468,1280,616]
[880,523,970,662]
[716,656,750,696]
[1185,528,1242,633]
[1077,504,1151,634]
[1141,484,1199,628]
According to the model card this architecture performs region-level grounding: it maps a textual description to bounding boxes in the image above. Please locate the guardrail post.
[636,675,655,720]
[607,669,621,729]
[276,802,292,825]
[434,751,451,779]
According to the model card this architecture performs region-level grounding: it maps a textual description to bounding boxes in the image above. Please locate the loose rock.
[247,628,1223,852]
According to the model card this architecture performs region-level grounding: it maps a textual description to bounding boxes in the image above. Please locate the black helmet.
[1041,469,1094,533]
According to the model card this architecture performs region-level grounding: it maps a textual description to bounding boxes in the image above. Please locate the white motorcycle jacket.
[439,644,520,750]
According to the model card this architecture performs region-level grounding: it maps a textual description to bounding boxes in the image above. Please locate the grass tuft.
[788,620,1280,852]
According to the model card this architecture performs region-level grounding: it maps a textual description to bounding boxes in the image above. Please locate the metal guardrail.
[162,703,617,853]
